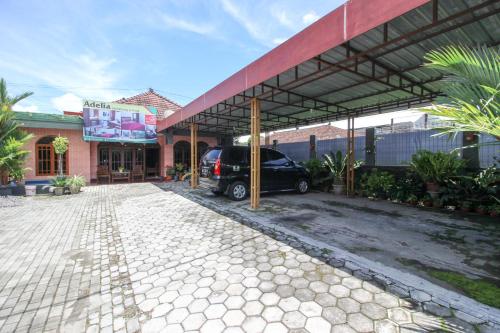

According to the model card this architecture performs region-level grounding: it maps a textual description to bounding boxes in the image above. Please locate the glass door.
[123,150,133,171]
[111,150,121,171]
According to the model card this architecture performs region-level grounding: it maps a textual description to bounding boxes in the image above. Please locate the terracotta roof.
[261,124,362,144]
[115,88,182,119]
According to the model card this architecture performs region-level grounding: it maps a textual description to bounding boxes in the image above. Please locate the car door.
[264,149,296,190]
[261,148,289,191]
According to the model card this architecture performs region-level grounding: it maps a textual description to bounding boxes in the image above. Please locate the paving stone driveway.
[0,183,472,332]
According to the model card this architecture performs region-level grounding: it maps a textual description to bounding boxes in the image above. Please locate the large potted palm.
[410,150,464,198]
[323,150,363,195]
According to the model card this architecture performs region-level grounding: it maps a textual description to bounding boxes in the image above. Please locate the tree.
[422,45,499,144]
[0,78,34,184]
[52,136,69,177]
[0,78,33,112]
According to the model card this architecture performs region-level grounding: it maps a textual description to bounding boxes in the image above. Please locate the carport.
[158,0,500,208]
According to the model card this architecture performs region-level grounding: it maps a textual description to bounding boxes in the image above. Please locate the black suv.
[200,146,310,201]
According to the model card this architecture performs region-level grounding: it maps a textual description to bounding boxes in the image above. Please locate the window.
[263,149,288,166]
[222,147,246,164]
[35,136,68,176]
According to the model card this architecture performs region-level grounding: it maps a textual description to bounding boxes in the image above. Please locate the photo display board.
[82,100,157,144]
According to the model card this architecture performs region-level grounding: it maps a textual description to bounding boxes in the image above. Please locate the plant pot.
[25,185,37,196]
[490,211,499,218]
[426,182,440,193]
[460,207,470,213]
[332,184,345,195]
[164,175,172,181]
[0,186,13,196]
[54,187,64,196]
[423,200,433,207]
[69,186,80,194]
[475,207,487,215]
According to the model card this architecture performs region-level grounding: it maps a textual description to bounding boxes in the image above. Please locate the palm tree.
[422,45,499,144]
[0,78,34,184]
[0,78,33,112]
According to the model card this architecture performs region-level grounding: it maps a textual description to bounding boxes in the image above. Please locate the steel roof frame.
[159,0,499,136]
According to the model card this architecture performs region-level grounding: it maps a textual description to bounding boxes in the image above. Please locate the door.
[262,149,294,190]
[111,150,121,171]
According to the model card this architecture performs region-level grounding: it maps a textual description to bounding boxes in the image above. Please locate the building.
[14,89,219,183]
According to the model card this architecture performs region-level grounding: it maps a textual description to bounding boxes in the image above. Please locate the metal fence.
[274,129,497,168]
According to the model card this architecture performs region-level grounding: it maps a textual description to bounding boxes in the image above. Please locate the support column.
[309,135,317,159]
[346,116,355,196]
[462,131,480,169]
[250,98,261,209]
[190,123,198,189]
[365,128,375,166]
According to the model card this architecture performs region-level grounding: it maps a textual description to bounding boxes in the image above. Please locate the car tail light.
[214,158,221,176]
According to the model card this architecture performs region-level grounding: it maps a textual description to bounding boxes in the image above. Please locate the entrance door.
[111,150,121,171]
[145,148,160,177]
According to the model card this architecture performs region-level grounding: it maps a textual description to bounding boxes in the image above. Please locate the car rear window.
[203,148,221,161]
[222,147,248,164]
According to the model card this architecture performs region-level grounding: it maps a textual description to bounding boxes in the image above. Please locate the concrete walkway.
[0,183,477,332]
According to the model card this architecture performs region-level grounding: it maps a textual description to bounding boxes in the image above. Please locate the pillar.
[250,98,261,209]
[346,116,355,196]
[309,135,317,159]
[272,140,278,151]
[462,132,479,169]
[365,128,375,166]
[190,123,198,189]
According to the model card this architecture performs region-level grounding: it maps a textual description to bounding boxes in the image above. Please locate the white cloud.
[272,10,294,29]
[272,37,287,45]
[161,15,216,36]
[302,11,320,25]
[220,0,262,41]
[13,103,39,113]
[51,93,83,112]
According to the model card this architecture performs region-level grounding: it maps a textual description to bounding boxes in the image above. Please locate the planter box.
[0,186,13,196]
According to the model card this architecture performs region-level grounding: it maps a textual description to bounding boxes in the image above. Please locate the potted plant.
[475,205,488,215]
[460,201,472,213]
[421,193,433,207]
[360,169,395,199]
[52,136,69,177]
[66,175,86,194]
[406,194,418,206]
[165,166,175,181]
[52,177,66,196]
[410,150,464,199]
[489,204,500,218]
[323,150,363,195]
[118,165,125,173]
[175,163,184,181]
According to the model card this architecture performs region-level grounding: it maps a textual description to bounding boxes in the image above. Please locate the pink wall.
[21,128,218,180]
[161,135,218,175]
[22,128,91,182]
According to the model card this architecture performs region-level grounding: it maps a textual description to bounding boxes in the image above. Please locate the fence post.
[365,128,376,166]
[462,132,479,168]
[309,135,317,159]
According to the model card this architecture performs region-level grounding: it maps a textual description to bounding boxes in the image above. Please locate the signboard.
[82,100,157,144]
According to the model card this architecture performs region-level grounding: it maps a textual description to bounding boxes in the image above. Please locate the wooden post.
[346,116,355,196]
[250,98,261,209]
[190,123,198,189]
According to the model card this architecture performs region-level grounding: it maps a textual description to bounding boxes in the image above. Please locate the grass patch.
[428,270,500,309]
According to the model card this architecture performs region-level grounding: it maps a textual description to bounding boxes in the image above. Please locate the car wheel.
[228,181,248,201]
[296,178,309,194]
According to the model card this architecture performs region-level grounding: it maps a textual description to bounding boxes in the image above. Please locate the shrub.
[360,169,396,198]
[66,175,86,187]
[410,150,465,184]
[52,177,67,187]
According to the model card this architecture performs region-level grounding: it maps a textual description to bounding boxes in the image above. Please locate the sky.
[1,0,344,114]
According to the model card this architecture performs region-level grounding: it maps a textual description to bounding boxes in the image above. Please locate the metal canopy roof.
[158,0,500,136]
